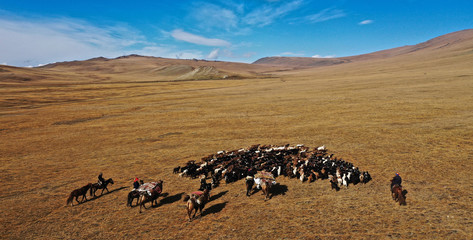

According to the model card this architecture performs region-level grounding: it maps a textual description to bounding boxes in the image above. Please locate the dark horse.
[184,188,210,221]
[245,177,254,196]
[391,184,408,205]
[139,180,163,213]
[66,183,92,206]
[90,178,114,197]
[127,189,141,207]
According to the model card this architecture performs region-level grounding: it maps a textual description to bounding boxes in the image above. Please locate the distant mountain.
[38,55,284,81]
[252,29,473,68]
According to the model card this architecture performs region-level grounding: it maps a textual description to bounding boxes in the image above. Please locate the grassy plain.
[1,32,473,239]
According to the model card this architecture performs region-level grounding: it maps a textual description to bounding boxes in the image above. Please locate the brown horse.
[261,179,273,200]
[139,180,163,213]
[184,188,210,221]
[66,183,92,206]
[90,178,114,197]
[391,185,407,205]
[127,189,141,207]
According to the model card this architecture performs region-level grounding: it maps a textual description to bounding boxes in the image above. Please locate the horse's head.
[108,178,114,184]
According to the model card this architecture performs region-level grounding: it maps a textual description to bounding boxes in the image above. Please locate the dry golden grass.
[1,32,473,239]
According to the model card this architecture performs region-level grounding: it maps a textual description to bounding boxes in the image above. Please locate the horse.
[391,184,407,205]
[261,179,273,200]
[126,189,141,207]
[90,178,114,197]
[66,183,92,206]
[139,180,163,213]
[245,176,254,196]
[184,188,210,221]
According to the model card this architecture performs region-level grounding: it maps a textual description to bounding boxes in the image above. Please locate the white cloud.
[243,0,303,26]
[191,3,238,31]
[0,18,135,66]
[207,48,220,59]
[171,29,231,47]
[280,52,305,56]
[0,15,211,66]
[305,8,346,23]
[312,54,335,58]
[133,46,203,60]
[359,20,373,25]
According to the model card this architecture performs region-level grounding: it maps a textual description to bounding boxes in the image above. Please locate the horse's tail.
[66,194,73,206]
[126,192,131,206]
[183,194,190,202]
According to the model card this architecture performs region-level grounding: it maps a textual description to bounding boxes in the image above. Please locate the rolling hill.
[253,29,473,68]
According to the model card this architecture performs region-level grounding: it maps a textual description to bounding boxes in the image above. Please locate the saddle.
[191,191,203,197]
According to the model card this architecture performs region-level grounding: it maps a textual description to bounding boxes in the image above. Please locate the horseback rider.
[133,177,140,189]
[98,172,105,186]
[390,172,402,190]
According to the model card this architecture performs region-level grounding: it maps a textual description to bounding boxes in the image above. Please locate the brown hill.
[38,55,284,82]
[253,29,473,67]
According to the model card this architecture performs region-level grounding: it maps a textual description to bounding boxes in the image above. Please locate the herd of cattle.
[173,144,371,191]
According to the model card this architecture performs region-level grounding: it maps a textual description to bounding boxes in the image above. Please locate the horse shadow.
[202,201,228,216]
[155,192,184,208]
[272,184,288,197]
[210,190,228,201]
[90,186,128,200]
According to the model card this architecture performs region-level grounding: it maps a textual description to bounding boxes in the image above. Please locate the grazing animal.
[90,178,114,197]
[360,171,372,184]
[391,185,407,205]
[299,170,305,182]
[342,173,348,188]
[245,176,255,196]
[211,174,220,188]
[127,189,141,207]
[329,175,340,191]
[307,173,315,183]
[66,183,92,206]
[261,179,273,200]
[173,166,181,174]
[185,188,210,221]
[139,180,163,213]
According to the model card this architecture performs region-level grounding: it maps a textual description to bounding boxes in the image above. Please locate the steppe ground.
[1,54,473,239]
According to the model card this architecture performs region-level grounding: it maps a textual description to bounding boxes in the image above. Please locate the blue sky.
[1,0,472,67]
